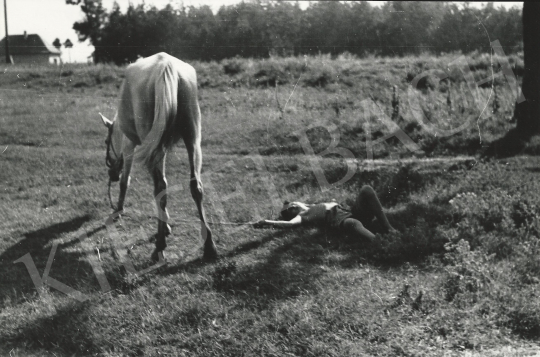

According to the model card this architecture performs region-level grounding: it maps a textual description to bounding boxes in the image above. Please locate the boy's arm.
[254,215,302,228]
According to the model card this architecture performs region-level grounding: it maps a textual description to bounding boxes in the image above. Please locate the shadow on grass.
[0,215,99,307]
[2,301,100,356]
[176,202,451,310]
[160,228,293,278]
[481,128,529,159]
[1,199,454,355]
[1,228,376,355]
[155,190,455,312]
[0,217,120,354]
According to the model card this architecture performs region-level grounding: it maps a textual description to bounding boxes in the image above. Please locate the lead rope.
[107,178,259,226]
[176,219,258,226]
[107,181,256,226]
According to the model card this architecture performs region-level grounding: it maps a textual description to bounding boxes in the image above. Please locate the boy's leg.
[342,218,376,243]
[352,185,394,233]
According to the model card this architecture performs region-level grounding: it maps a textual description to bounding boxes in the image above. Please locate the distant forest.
[68,1,523,64]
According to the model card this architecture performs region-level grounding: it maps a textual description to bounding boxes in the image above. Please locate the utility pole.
[4,0,11,64]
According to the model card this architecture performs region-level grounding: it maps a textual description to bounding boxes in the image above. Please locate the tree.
[347,2,381,57]
[63,38,73,63]
[432,3,522,56]
[482,4,522,54]
[265,2,303,57]
[432,4,481,54]
[65,0,524,63]
[215,3,269,59]
[301,2,349,56]
[52,38,62,50]
[378,1,444,56]
[484,3,540,157]
[180,5,219,60]
[514,2,540,136]
[66,0,108,62]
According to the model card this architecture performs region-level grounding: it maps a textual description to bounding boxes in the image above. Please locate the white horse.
[100,52,217,261]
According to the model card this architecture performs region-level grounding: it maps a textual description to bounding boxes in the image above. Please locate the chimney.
[24,31,27,39]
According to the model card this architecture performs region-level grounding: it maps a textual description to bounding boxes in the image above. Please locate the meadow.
[1,52,540,356]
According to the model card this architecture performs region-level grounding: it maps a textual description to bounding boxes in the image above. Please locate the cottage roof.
[0,34,61,56]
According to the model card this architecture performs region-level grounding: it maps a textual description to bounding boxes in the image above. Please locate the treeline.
[68,1,523,64]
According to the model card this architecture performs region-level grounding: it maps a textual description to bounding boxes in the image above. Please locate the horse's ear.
[283,200,289,205]
[99,113,113,128]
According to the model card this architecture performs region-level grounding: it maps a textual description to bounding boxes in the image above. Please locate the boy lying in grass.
[253,185,397,243]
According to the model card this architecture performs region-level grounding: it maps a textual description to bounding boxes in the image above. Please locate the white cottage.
[0,32,61,65]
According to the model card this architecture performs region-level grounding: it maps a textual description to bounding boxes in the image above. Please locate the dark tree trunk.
[515,2,540,136]
[483,3,540,158]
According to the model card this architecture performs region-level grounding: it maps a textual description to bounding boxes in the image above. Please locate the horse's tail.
[136,63,178,171]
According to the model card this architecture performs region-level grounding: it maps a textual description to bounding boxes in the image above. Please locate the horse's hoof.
[105,210,123,225]
[114,208,125,217]
[203,240,218,261]
[151,249,165,263]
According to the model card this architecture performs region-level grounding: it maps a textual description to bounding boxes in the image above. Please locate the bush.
[447,189,540,257]
[223,57,246,75]
[513,237,540,284]
[253,61,289,87]
[302,66,337,88]
[442,240,494,303]
[499,285,540,339]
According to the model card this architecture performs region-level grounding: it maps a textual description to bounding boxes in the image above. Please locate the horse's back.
[117,53,197,145]
[126,53,196,92]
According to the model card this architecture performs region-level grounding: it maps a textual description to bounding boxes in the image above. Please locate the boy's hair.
[279,201,297,221]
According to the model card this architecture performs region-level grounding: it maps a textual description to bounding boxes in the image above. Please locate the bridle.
[105,123,123,211]
[105,124,120,169]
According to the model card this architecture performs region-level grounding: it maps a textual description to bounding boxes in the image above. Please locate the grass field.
[1,53,540,356]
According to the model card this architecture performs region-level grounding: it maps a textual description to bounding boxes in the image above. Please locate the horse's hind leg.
[190,171,217,260]
[150,151,172,262]
[183,124,217,260]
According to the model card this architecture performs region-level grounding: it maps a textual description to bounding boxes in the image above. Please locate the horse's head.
[99,113,123,182]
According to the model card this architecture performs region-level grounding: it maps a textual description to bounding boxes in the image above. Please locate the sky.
[0,1,523,63]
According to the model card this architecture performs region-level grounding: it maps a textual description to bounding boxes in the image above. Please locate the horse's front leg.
[116,141,136,213]
[151,151,171,262]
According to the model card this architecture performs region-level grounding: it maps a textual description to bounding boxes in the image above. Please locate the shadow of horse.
[0,215,105,307]
[2,300,99,354]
